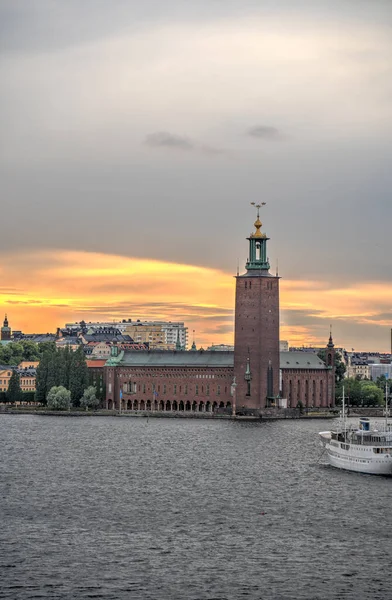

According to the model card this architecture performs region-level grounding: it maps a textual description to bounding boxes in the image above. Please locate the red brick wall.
[234,275,280,410]
[281,369,332,408]
[105,365,234,411]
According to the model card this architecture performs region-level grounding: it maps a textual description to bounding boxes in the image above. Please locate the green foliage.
[46,386,71,411]
[35,345,89,405]
[7,370,22,403]
[375,375,392,395]
[22,391,36,403]
[80,386,100,410]
[317,349,346,382]
[89,370,105,401]
[0,391,7,403]
[69,346,89,406]
[0,341,41,366]
[336,378,384,406]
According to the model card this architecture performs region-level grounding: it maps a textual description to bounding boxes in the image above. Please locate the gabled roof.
[117,350,234,368]
[111,350,329,370]
[280,351,327,370]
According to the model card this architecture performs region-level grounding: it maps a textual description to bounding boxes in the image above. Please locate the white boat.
[319,385,392,476]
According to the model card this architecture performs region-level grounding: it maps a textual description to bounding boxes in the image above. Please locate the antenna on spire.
[250,201,266,219]
[236,258,239,276]
[276,258,279,277]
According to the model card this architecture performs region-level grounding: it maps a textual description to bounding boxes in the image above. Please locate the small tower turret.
[1,314,11,341]
[326,326,336,407]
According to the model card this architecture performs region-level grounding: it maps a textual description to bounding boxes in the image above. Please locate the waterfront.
[1,416,391,600]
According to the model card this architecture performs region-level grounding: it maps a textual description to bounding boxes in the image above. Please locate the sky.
[1,0,392,350]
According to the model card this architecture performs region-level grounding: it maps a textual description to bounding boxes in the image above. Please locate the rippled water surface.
[1,415,391,600]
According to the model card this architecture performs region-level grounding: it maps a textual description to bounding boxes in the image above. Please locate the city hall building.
[104,211,335,414]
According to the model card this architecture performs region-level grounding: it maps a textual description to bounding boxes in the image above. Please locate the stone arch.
[179,400,184,411]
[140,400,145,411]
[172,400,178,411]
[153,400,158,411]
[192,401,197,411]
[159,400,164,411]
[199,401,204,412]
[127,400,132,410]
[165,400,172,411]
[185,401,191,411]
[212,401,218,412]
[108,399,113,410]
[146,399,151,411]
[133,399,139,410]
[219,401,225,408]
[226,401,231,408]
[206,401,211,412]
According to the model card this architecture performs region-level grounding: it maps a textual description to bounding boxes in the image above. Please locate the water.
[1,415,391,600]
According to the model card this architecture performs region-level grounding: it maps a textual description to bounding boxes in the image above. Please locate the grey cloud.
[145,132,223,155]
[247,126,282,140]
[145,131,194,151]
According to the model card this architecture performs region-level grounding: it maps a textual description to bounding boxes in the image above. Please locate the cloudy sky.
[1,0,392,350]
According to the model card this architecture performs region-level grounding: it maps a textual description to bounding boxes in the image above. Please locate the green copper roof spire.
[176,329,182,351]
[245,202,270,272]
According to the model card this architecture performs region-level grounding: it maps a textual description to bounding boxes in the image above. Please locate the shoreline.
[0,408,337,420]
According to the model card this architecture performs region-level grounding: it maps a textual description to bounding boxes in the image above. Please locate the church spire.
[176,329,182,351]
[328,325,334,348]
[1,313,11,341]
[246,203,270,272]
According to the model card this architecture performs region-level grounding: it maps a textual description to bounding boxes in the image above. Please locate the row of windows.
[118,382,229,396]
[0,386,35,391]
[116,369,230,375]
[117,372,230,380]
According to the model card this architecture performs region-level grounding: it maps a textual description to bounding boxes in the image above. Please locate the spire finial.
[328,325,334,348]
[250,202,266,238]
[276,258,279,277]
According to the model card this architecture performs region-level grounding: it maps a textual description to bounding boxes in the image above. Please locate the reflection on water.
[1,415,391,600]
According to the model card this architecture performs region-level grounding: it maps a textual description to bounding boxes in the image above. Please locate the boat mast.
[385,381,389,432]
[342,385,346,438]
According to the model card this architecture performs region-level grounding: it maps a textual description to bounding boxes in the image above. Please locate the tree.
[0,341,41,366]
[336,377,384,406]
[69,346,89,406]
[7,370,22,403]
[80,386,100,410]
[46,386,71,410]
[35,351,51,404]
[361,382,384,406]
[317,350,346,383]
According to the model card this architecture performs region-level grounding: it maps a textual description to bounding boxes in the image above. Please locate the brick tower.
[234,205,280,412]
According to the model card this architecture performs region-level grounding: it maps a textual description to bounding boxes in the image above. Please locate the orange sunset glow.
[1,249,391,350]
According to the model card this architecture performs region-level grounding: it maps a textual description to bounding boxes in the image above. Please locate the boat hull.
[319,433,392,476]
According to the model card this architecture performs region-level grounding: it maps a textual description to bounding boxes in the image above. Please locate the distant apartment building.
[207,344,235,352]
[370,364,392,381]
[279,341,289,352]
[65,319,188,349]
[0,364,37,393]
[346,363,371,380]
[0,366,13,392]
[345,351,392,380]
